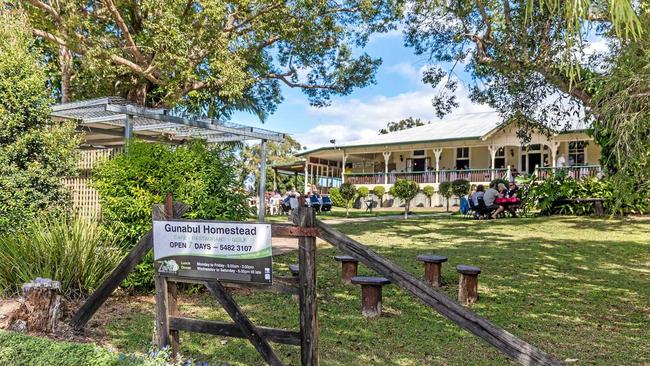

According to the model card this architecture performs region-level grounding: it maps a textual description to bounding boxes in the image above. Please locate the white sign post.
[153,220,273,284]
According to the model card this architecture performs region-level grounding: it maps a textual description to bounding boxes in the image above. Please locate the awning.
[51,97,285,147]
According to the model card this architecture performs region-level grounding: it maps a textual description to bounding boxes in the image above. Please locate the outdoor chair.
[476,197,496,219]
[321,196,333,212]
[309,195,321,213]
[466,198,478,219]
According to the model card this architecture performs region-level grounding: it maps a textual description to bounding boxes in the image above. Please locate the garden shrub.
[93,140,250,290]
[339,183,357,217]
[0,15,79,233]
[522,170,649,215]
[422,185,435,207]
[372,186,386,206]
[451,179,470,198]
[438,181,454,212]
[0,215,122,298]
[357,186,369,198]
[392,179,419,219]
[328,187,347,207]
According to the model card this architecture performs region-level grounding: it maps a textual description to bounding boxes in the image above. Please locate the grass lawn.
[95,215,650,365]
[4,216,648,365]
[263,206,449,223]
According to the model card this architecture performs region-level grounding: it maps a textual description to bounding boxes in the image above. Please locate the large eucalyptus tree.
[17,0,402,120]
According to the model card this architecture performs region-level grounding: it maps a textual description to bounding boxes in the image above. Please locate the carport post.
[124,114,134,153]
[258,139,267,222]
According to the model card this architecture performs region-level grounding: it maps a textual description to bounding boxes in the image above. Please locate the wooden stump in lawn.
[416,255,448,287]
[334,255,359,285]
[351,276,391,318]
[456,265,481,305]
[9,278,62,333]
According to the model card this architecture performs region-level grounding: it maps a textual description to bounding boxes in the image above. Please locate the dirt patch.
[0,292,159,348]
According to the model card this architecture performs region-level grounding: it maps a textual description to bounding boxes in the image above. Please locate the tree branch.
[109,54,163,85]
[23,0,62,24]
[32,28,85,54]
[262,73,339,91]
[102,0,148,66]
[537,67,593,107]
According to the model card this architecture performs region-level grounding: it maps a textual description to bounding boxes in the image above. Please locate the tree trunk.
[404,201,409,219]
[59,46,73,103]
[127,81,149,105]
[9,278,62,333]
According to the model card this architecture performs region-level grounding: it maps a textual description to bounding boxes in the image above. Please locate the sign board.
[153,220,272,284]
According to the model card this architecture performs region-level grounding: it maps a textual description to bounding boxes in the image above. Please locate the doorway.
[413,158,426,172]
[527,153,541,174]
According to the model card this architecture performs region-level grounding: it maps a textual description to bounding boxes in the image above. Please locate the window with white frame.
[568,141,586,166]
[494,147,505,169]
[456,147,470,169]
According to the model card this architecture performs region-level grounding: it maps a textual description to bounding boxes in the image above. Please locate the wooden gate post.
[154,193,180,356]
[296,201,319,365]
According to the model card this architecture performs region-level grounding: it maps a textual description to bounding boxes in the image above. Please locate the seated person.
[507,182,519,198]
[483,183,501,218]
[470,184,485,207]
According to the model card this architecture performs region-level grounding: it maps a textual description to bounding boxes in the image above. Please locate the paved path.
[271,212,452,256]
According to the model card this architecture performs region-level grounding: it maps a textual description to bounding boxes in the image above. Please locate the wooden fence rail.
[315,220,564,366]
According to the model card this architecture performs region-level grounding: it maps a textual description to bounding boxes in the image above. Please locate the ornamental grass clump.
[0,215,122,298]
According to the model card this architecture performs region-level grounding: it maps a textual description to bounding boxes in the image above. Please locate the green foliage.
[23,0,402,118]
[93,140,250,290]
[239,136,303,191]
[357,186,370,198]
[422,185,435,206]
[592,12,650,213]
[392,179,419,218]
[0,215,122,298]
[379,117,428,134]
[522,171,649,216]
[327,188,347,208]
[0,13,79,233]
[0,330,117,366]
[451,179,470,198]
[338,183,357,217]
[438,181,454,212]
[372,186,385,199]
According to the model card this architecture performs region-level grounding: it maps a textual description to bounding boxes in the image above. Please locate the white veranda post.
[432,148,443,176]
[488,145,501,179]
[341,152,348,182]
[303,161,309,195]
[258,139,267,222]
[382,151,391,184]
[549,140,561,169]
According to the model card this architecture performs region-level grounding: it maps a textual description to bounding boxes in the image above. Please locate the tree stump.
[456,265,481,305]
[334,255,359,285]
[10,278,62,333]
[416,255,448,287]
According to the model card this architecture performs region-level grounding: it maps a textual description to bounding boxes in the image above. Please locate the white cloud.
[294,81,493,149]
[385,62,428,82]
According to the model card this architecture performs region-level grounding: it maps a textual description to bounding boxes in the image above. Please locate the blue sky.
[231,29,491,149]
[232,27,607,150]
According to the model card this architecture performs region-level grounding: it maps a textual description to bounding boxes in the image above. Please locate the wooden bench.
[416,255,448,287]
[456,265,481,305]
[553,198,605,216]
[350,276,391,318]
[334,255,359,284]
